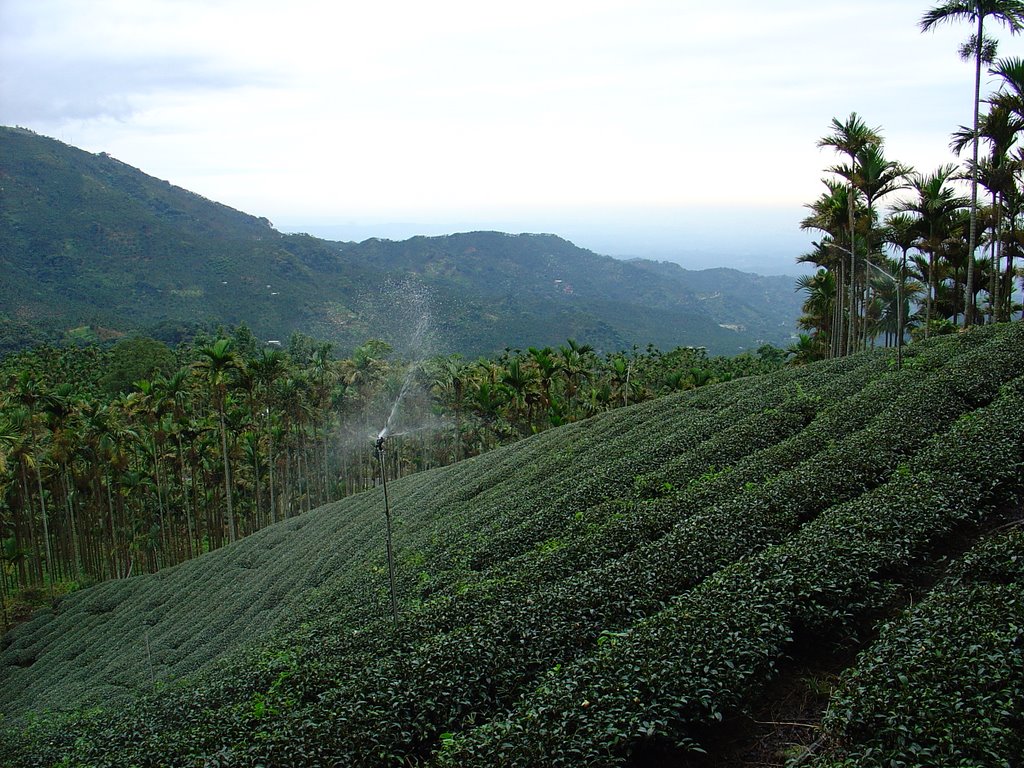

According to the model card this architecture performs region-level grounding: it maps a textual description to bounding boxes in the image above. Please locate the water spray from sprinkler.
[369,280,433,629]
[375,433,399,628]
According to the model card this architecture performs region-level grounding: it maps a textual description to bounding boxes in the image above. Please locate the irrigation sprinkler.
[823,241,906,369]
[375,434,400,628]
[864,259,905,371]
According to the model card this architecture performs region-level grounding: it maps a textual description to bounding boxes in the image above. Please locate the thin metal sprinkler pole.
[376,437,399,628]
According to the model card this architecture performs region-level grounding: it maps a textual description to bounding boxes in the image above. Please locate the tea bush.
[813,525,1024,768]
[2,324,1023,767]
[438,375,1024,766]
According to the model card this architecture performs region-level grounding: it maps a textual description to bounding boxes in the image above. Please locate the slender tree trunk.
[152,441,166,569]
[454,400,463,462]
[193,466,204,554]
[267,423,277,525]
[251,449,262,532]
[965,13,983,325]
[322,429,330,505]
[1006,216,1017,321]
[63,470,82,578]
[897,248,906,369]
[11,476,29,587]
[926,247,936,338]
[847,191,857,356]
[34,462,53,594]
[284,448,292,518]
[0,561,10,630]
[297,436,306,514]
[176,436,195,560]
[217,407,236,543]
[832,259,844,357]
[989,189,999,322]
[19,465,40,586]
[953,269,962,327]
[105,472,118,579]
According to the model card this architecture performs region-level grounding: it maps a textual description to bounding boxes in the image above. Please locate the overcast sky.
[1,0,1016,273]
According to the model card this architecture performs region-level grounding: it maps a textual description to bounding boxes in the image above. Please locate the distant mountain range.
[0,126,802,356]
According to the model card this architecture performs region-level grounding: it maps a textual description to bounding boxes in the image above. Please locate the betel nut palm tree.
[883,211,924,367]
[818,113,883,355]
[921,0,1024,325]
[795,268,836,356]
[850,143,911,348]
[951,103,1022,316]
[194,338,242,543]
[892,165,970,337]
[988,57,1024,315]
[800,182,854,356]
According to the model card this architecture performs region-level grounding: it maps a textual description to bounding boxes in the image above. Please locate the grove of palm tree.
[797,1,1024,357]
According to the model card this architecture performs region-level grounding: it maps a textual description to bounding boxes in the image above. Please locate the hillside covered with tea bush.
[2,323,1023,767]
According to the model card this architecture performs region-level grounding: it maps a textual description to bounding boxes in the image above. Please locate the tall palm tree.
[80,401,138,577]
[10,373,61,590]
[884,212,924,366]
[557,339,594,419]
[194,339,242,544]
[988,58,1024,318]
[857,145,913,239]
[795,268,837,349]
[432,356,466,462]
[1003,147,1024,319]
[501,358,537,434]
[0,410,19,477]
[892,165,970,336]
[249,348,287,524]
[853,143,911,349]
[818,112,884,354]
[921,0,1024,324]
[864,257,907,346]
[0,405,33,587]
[801,180,860,356]
[527,347,562,421]
[607,355,636,408]
[952,102,1023,319]
[156,368,198,557]
[307,343,336,505]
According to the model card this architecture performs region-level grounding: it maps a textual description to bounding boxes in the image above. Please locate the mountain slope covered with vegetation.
[1,322,1022,767]
[0,126,800,356]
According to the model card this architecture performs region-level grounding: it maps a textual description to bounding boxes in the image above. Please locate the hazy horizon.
[277,205,814,276]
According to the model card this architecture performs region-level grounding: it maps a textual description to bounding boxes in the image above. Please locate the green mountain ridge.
[0,126,802,356]
[2,323,1022,766]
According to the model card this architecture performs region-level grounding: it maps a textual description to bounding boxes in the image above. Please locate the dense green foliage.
[797,18,1024,360]
[1,323,1021,767]
[0,126,800,357]
[814,526,1024,767]
[0,328,777,623]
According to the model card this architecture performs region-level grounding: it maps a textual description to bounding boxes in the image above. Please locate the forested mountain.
[0,126,801,356]
[2,323,1022,766]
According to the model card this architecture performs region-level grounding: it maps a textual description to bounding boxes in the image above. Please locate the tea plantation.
[2,324,1023,767]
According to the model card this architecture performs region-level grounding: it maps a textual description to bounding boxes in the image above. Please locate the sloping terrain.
[1,324,1023,767]
[0,126,801,355]
[338,233,802,350]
